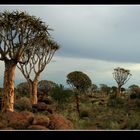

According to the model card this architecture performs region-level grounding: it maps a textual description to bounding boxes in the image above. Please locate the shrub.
[130,93,140,99]
[16,82,29,97]
[50,84,74,108]
[107,97,125,108]
[80,110,89,118]
[127,99,140,108]
[101,120,120,129]
[14,97,32,111]
[109,94,116,99]
[38,80,56,97]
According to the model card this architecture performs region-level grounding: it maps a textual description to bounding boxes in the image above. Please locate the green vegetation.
[49,84,74,110]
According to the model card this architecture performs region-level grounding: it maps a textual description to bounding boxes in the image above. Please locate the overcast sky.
[0,5,140,88]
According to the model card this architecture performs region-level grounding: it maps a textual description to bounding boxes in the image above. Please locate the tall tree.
[0,11,48,112]
[17,38,59,104]
[66,71,92,116]
[113,67,132,97]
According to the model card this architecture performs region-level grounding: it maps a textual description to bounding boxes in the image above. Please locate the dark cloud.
[0,5,140,63]
[0,5,140,87]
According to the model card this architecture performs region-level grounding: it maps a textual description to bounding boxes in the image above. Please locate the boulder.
[1,127,14,130]
[2,111,34,129]
[48,113,73,130]
[33,115,50,127]
[42,97,53,105]
[28,125,48,130]
[32,102,48,112]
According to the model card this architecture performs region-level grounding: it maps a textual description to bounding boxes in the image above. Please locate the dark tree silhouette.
[66,71,92,116]
[113,67,132,97]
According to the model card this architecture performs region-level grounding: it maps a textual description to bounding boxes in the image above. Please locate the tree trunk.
[117,85,121,97]
[75,95,80,117]
[28,79,33,103]
[2,61,16,112]
[28,75,39,105]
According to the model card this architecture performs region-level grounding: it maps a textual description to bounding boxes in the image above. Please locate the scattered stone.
[48,113,73,130]
[33,115,50,127]
[2,111,34,129]
[28,125,48,130]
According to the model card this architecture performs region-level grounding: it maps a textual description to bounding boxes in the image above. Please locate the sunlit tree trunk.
[2,61,16,112]
[28,74,40,104]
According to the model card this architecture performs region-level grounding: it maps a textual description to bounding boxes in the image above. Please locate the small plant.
[14,97,32,111]
[16,82,30,98]
[101,120,120,129]
[109,94,116,99]
[128,99,140,108]
[130,93,140,99]
[107,97,125,108]
[80,110,89,118]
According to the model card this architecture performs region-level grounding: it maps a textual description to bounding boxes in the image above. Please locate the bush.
[107,97,125,108]
[127,99,140,108]
[109,94,116,99]
[101,120,120,129]
[50,84,74,108]
[14,97,32,111]
[16,82,29,97]
[80,110,89,118]
[130,93,140,99]
[38,80,56,97]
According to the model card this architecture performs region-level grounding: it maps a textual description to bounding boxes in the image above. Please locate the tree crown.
[66,71,92,93]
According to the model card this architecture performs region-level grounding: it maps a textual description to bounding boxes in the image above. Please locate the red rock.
[2,111,34,129]
[33,115,50,127]
[48,113,73,130]
[28,125,48,130]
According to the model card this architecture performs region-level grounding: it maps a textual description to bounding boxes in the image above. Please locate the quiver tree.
[17,38,59,104]
[0,11,49,112]
[66,71,92,116]
[113,67,132,97]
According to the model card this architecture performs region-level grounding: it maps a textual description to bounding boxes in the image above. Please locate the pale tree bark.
[17,39,59,105]
[2,61,16,112]
[0,11,50,112]
[28,74,40,104]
